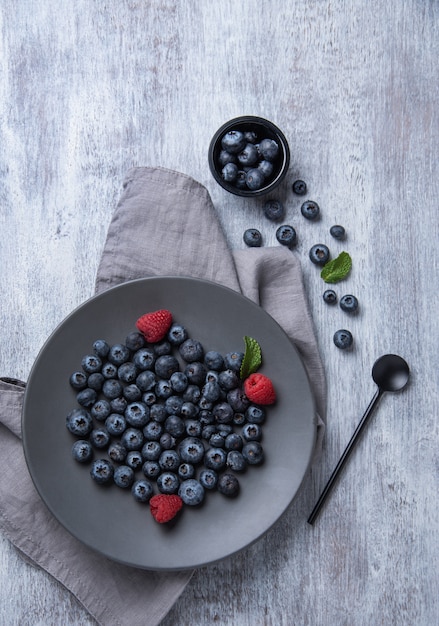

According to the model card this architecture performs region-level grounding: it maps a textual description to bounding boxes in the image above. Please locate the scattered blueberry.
[199,468,218,490]
[323,289,337,305]
[333,329,354,350]
[276,224,297,248]
[108,441,128,464]
[131,479,153,503]
[217,473,240,497]
[340,294,359,314]
[204,447,227,471]
[263,199,285,221]
[221,130,246,154]
[76,388,97,408]
[204,351,224,371]
[258,137,279,161]
[292,179,307,195]
[167,323,188,346]
[66,408,93,437]
[227,450,247,472]
[237,143,259,167]
[178,479,205,506]
[107,344,130,366]
[105,413,127,436]
[114,465,134,489]
[301,200,320,220]
[89,427,110,449]
[222,162,239,183]
[157,472,179,494]
[125,331,145,352]
[125,450,143,470]
[93,339,110,359]
[243,228,263,247]
[309,244,330,265]
[242,442,264,465]
[72,440,93,463]
[242,423,262,442]
[246,168,265,191]
[81,354,102,374]
[90,459,114,485]
[330,224,346,240]
[179,339,204,363]
[69,371,88,390]
[121,427,144,451]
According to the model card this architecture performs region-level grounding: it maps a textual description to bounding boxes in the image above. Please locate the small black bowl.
[208,116,290,197]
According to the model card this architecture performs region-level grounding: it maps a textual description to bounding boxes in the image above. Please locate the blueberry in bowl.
[208,116,290,197]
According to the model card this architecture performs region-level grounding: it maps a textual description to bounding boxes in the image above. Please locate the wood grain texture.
[1,1,438,625]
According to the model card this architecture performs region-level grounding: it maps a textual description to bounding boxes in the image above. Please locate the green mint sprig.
[321,251,352,283]
[240,336,262,380]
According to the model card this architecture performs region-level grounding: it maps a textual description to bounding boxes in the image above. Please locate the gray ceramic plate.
[22,277,316,571]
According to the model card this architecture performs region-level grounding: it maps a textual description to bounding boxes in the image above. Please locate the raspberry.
[243,373,276,405]
[136,309,173,343]
[149,494,183,523]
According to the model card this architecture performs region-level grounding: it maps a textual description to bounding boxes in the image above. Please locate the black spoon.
[307,354,410,525]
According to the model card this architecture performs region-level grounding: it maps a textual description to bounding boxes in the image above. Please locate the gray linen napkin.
[0,166,326,626]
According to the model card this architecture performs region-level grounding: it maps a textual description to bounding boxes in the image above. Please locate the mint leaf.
[240,336,262,380]
[321,251,352,283]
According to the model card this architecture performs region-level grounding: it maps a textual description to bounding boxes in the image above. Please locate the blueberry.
[221,130,246,154]
[218,149,237,166]
[107,344,130,366]
[221,162,239,183]
[258,160,274,178]
[178,463,195,480]
[246,168,265,191]
[155,354,180,378]
[276,224,297,248]
[225,433,243,451]
[245,405,266,424]
[125,331,145,351]
[217,473,240,497]
[142,460,161,479]
[170,371,189,394]
[179,437,205,464]
[136,370,156,392]
[243,228,263,248]
[131,479,153,503]
[340,294,359,314]
[108,441,128,464]
[118,362,138,384]
[141,440,162,461]
[143,391,157,405]
[71,440,93,463]
[218,369,240,391]
[199,468,219,490]
[237,143,259,167]
[263,199,285,221]
[209,433,225,448]
[110,396,128,414]
[160,432,177,450]
[93,339,110,358]
[292,179,307,196]
[66,408,93,437]
[227,450,247,472]
[204,447,227,471]
[105,413,127,436]
[90,399,111,421]
[123,384,142,402]
[125,450,143,470]
[227,388,249,413]
[184,361,207,385]
[89,427,110,449]
[69,371,88,390]
[224,351,244,372]
[309,244,330,265]
[101,362,118,379]
[183,385,202,406]
[333,329,353,349]
[323,289,337,305]
[157,472,179,494]
[213,401,234,424]
[165,414,185,437]
[301,200,320,220]
[155,379,173,399]
[102,379,123,400]
[242,423,262,442]
[244,130,258,143]
[167,324,188,346]
[113,465,134,489]
[125,401,150,428]
[179,339,204,363]
[165,395,184,416]
[90,459,114,485]
[330,224,346,240]
[202,380,222,403]
[143,420,163,441]
[242,442,264,465]
[159,449,180,472]
[133,348,156,371]
[150,403,167,422]
[87,372,104,391]
[121,427,144,451]
[235,170,248,189]
[233,412,246,426]
[153,340,172,356]
[76,388,97,408]
[199,410,214,426]
[81,354,102,374]
[181,402,199,419]
[198,397,214,411]
[201,425,217,440]
[178,479,205,506]
[258,138,279,161]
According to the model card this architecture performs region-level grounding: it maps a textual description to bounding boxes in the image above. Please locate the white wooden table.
[1,1,438,624]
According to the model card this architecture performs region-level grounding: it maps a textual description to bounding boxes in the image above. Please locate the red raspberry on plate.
[136,310,173,343]
[149,494,183,524]
[243,373,276,405]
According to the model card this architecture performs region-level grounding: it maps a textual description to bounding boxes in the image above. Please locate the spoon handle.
[307,387,383,525]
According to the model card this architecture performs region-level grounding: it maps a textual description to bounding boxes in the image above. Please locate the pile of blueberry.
[218,129,281,191]
[66,322,268,512]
